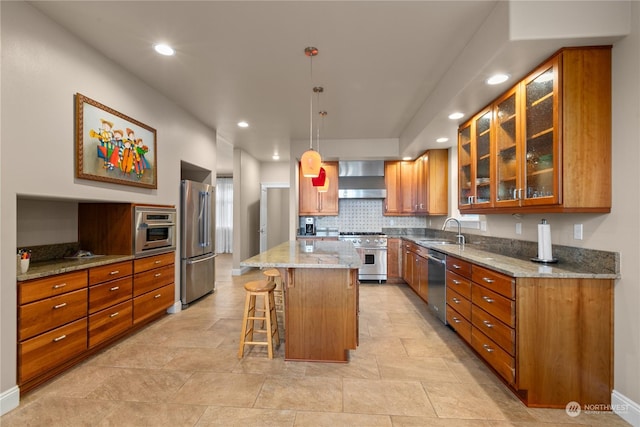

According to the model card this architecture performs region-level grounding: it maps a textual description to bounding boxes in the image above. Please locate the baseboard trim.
[167,300,182,314]
[232,266,252,276]
[612,389,640,427]
[0,385,20,416]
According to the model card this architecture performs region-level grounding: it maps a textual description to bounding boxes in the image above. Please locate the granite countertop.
[241,240,362,269]
[400,235,619,279]
[17,255,134,282]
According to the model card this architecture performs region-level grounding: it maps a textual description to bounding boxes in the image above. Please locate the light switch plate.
[574,224,583,240]
[515,223,522,234]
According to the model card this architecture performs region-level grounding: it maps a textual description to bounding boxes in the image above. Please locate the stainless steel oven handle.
[426,254,446,264]
[142,223,176,228]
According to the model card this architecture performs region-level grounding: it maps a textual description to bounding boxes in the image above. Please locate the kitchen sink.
[418,239,455,245]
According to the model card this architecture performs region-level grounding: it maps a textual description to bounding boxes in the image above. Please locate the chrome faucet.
[442,217,465,245]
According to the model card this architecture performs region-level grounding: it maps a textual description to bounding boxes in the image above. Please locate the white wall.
[0,1,216,407]
[232,149,261,273]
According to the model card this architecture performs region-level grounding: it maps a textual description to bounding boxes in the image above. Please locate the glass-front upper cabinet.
[473,109,492,207]
[495,88,521,208]
[522,58,559,206]
[458,122,473,209]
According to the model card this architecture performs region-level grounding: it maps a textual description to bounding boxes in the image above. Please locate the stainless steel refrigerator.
[180,180,216,307]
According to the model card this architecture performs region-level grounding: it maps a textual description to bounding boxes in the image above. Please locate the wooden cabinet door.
[414,155,427,214]
[402,244,413,286]
[384,162,401,215]
[386,238,403,282]
[298,161,338,215]
[399,161,415,214]
[458,122,474,210]
[494,86,522,208]
[417,255,428,302]
[473,108,493,208]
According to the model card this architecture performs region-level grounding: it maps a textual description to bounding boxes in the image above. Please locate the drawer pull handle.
[53,302,67,309]
[110,286,120,291]
[109,312,119,318]
[452,264,461,269]
[482,296,494,303]
[53,334,67,342]
[154,260,162,264]
[53,283,67,289]
[154,273,162,277]
[452,297,460,304]
[452,317,461,324]
[109,270,120,275]
[482,344,494,353]
[483,320,494,328]
[452,279,461,285]
[154,293,162,299]
[482,277,495,283]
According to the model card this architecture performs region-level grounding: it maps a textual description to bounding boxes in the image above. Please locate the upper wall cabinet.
[299,161,339,216]
[385,149,448,216]
[458,46,611,214]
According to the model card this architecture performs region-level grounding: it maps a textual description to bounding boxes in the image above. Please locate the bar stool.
[263,268,285,325]
[238,279,280,359]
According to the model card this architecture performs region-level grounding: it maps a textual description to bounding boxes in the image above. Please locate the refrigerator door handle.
[186,253,217,265]
[198,191,207,247]
[205,191,211,248]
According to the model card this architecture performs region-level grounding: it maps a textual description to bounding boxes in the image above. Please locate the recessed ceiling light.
[436,137,449,143]
[487,73,509,85]
[448,112,464,120]
[272,154,280,160]
[154,43,175,56]
[402,156,412,161]
[237,121,249,128]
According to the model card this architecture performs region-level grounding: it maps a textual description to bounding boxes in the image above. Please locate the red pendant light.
[311,167,327,187]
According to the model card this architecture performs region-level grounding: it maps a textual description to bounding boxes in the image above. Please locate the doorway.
[260,183,289,252]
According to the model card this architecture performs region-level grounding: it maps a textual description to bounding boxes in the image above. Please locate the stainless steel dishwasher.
[427,249,447,324]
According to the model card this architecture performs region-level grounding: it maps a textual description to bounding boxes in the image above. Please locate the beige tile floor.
[2,253,629,426]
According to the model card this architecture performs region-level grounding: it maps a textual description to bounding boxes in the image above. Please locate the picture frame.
[75,93,157,189]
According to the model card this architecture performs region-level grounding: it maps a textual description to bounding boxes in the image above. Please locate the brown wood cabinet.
[88,261,134,348]
[133,252,176,324]
[385,150,449,216]
[386,238,403,284]
[401,240,428,302]
[18,271,89,387]
[17,252,175,394]
[298,161,339,215]
[446,255,613,408]
[458,46,611,214]
[284,267,358,362]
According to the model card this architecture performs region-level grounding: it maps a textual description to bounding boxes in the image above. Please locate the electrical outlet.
[515,223,522,234]
[574,224,583,240]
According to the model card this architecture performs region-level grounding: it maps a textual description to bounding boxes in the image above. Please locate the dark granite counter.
[394,234,619,280]
[17,255,134,281]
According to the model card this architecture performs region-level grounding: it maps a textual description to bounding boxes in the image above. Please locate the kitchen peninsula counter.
[241,240,362,362]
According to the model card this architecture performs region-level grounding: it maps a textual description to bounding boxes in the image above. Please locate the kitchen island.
[241,240,361,362]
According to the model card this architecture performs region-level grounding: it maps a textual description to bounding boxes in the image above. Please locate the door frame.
[260,182,289,252]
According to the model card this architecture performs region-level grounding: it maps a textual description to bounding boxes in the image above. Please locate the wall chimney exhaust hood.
[338,161,387,199]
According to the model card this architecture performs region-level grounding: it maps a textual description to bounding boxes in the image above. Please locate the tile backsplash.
[301,199,427,232]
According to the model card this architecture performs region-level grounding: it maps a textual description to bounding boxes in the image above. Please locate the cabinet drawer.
[446,287,471,320]
[19,289,88,341]
[18,318,87,384]
[134,252,175,274]
[88,300,133,348]
[133,283,174,325]
[89,261,133,286]
[133,264,175,297]
[446,271,471,299]
[19,271,87,305]
[89,276,133,314]
[471,327,515,385]
[471,284,515,328]
[446,256,471,278]
[472,265,514,299]
[472,305,515,356]
[446,305,471,344]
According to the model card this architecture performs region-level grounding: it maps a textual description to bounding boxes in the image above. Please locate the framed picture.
[75,93,157,189]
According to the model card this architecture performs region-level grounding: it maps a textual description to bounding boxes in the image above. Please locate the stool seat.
[238,279,280,359]
[262,269,285,326]
[263,268,280,278]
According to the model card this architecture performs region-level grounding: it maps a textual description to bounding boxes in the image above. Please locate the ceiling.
[29,1,625,175]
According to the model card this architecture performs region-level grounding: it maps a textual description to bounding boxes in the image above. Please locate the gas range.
[338,232,387,248]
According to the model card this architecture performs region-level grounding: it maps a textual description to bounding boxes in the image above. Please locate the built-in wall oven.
[339,232,387,283]
[134,206,177,257]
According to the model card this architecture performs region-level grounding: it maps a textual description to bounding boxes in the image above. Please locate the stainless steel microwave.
[134,206,176,257]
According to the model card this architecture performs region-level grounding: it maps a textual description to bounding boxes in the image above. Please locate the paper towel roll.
[537,221,553,261]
